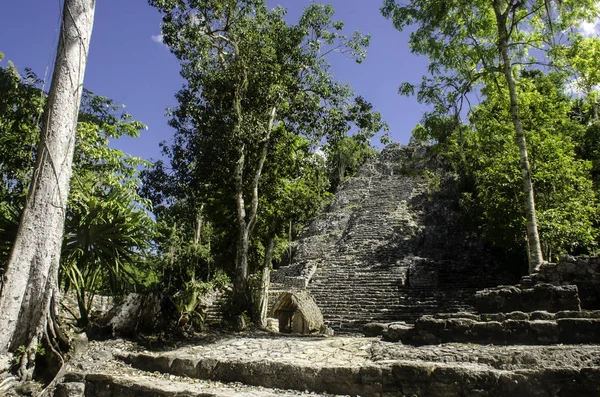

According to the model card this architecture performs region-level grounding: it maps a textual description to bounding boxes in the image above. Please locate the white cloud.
[151,34,164,44]
[565,78,585,97]
[565,77,600,99]
[579,20,600,37]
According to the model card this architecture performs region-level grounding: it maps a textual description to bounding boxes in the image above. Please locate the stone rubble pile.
[368,256,600,348]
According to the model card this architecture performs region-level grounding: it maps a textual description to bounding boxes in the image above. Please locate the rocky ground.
[64,333,352,397]
[3,330,600,396]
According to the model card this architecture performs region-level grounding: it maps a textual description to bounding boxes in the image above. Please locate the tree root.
[39,293,70,396]
[0,373,17,394]
[13,291,71,396]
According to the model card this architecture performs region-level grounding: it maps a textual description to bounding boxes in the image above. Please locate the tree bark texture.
[493,0,544,274]
[234,107,277,309]
[234,148,249,299]
[256,237,275,328]
[0,0,95,356]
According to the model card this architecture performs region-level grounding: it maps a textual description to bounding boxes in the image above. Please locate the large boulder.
[91,293,171,338]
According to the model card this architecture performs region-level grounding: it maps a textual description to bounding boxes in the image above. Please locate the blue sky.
[0,0,431,161]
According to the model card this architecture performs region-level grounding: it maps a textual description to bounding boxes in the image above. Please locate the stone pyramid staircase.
[272,144,504,333]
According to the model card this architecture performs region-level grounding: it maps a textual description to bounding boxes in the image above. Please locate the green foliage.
[146,0,387,312]
[382,0,599,132]
[0,56,155,324]
[466,73,598,260]
[254,128,333,265]
[154,221,214,287]
[62,177,155,324]
[383,0,600,266]
[324,134,376,192]
[0,59,44,269]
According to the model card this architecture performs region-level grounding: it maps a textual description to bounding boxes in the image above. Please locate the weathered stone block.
[434,312,480,321]
[529,320,559,344]
[98,293,169,337]
[471,321,505,344]
[126,354,174,374]
[556,310,586,319]
[414,316,446,333]
[504,320,532,344]
[359,366,384,395]
[442,318,476,343]
[363,322,388,337]
[480,313,505,322]
[410,331,442,345]
[54,382,85,397]
[318,366,361,396]
[171,357,200,378]
[530,311,554,320]
[196,357,218,379]
[63,373,86,383]
[558,318,600,344]
[391,361,432,383]
[475,284,580,313]
[383,322,413,342]
[505,311,529,320]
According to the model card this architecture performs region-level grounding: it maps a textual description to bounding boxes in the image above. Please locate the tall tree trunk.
[0,0,95,377]
[493,0,544,274]
[591,91,599,121]
[234,147,249,301]
[233,106,277,311]
[256,233,276,328]
[193,204,204,246]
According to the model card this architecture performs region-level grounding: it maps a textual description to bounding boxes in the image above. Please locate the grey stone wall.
[533,255,600,309]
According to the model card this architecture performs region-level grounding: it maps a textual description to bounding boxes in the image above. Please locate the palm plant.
[61,176,154,326]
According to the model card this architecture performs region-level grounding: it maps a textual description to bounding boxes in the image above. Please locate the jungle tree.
[0,56,155,328]
[0,0,95,379]
[149,0,386,312]
[469,72,598,261]
[382,0,600,273]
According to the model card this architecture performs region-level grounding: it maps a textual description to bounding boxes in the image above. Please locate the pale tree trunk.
[193,204,204,246]
[288,220,292,262]
[493,0,544,274]
[338,155,346,185]
[256,234,276,328]
[234,147,249,297]
[0,0,95,378]
[233,106,277,310]
[590,88,599,121]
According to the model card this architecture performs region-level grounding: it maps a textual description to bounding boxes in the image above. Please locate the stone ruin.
[48,143,600,397]
[271,143,510,333]
[269,143,600,348]
[368,255,600,347]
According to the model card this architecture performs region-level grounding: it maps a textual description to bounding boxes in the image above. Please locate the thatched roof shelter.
[269,291,323,334]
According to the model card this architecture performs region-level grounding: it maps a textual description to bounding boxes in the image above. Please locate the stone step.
[386,315,600,346]
[310,293,401,298]
[57,372,342,397]
[114,342,600,397]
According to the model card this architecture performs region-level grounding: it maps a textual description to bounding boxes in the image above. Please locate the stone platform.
[53,335,600,397]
